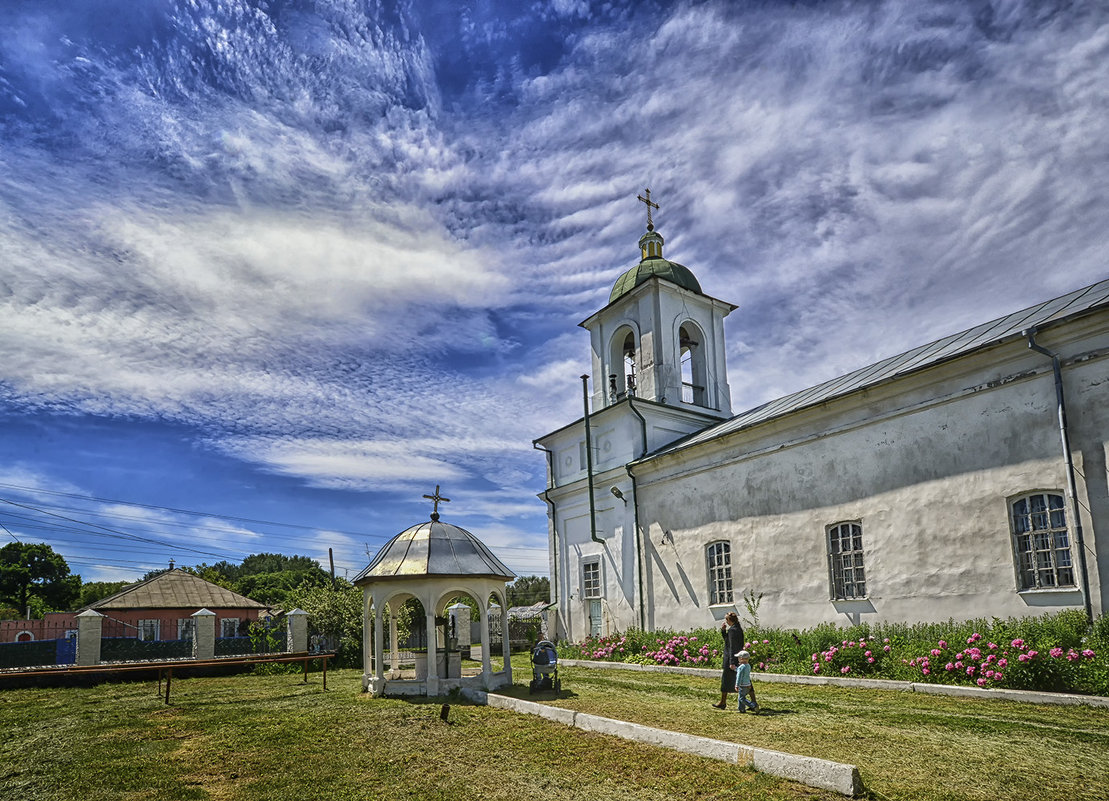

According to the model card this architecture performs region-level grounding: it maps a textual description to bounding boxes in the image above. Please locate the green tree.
[506,575,550,607]
[285,578,367,667]
[77,580,129,608]
[0,542,81,614]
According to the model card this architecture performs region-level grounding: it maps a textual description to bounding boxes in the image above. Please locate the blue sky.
[1,0,1107,584]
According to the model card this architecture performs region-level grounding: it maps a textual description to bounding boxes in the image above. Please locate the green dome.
[609,257,702,303]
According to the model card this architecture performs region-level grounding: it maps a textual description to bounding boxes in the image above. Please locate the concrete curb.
[459,688,861,796]
[559,659,1109,708]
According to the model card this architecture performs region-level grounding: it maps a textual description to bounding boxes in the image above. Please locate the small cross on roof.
[637,187,660,231]
[423,484,451,520]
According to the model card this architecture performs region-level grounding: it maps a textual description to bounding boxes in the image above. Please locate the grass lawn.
[2,661,1106,801]
[0,667,840,801]
[512,661,1109,801]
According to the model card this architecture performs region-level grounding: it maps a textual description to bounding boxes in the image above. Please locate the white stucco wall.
[634,319,1108,632]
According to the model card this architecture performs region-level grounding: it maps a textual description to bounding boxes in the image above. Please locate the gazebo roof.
[353,516,516,585]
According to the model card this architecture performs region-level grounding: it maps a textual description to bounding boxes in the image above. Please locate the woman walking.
[713,611,745,709]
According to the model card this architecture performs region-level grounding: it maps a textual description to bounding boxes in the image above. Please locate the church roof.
[647,276,1109,461]
[86,569,268,611]
[610,257,703,303]
[352,517,516,584]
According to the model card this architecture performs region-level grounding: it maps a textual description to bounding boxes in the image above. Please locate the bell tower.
[580,190,735,417]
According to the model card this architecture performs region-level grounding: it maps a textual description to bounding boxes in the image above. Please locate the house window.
[706,541,733,605]
[828,522,866,600]
[1011,492,1074,589]
[137,619,161,641]
[221,617,240,638]
[582,560,601,599]
[177,618,195,641]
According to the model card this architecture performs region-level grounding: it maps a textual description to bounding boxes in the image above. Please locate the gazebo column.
[388,601,399,678]
[479,607,492,689]
[361,588,372,691]
[366,591,387,697]
[500,603,512,684]
[425,604,439,697]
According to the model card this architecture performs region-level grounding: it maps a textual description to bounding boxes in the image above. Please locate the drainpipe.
[627,398,649,630]
[582,375,603,544]
[532,441,560,607]
[1024,328,1093,622]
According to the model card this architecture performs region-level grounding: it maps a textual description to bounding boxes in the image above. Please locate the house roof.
[646,276,1109,462]
[87,569,268,611]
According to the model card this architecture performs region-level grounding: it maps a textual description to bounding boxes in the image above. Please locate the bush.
[558,611,1109,696]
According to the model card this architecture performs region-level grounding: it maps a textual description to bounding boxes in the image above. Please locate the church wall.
[633,321,1109,633]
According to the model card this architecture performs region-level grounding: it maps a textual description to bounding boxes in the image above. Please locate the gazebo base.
[362,670,511,698]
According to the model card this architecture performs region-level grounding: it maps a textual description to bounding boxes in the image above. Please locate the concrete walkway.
[559,658,1109,708]
[460,687,862,796]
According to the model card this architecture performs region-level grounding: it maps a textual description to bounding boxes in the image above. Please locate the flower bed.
[557,610,1109,696]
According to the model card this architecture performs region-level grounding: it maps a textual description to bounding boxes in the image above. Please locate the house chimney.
[168,558,176,570]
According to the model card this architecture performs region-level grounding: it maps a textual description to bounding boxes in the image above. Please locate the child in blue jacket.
[734,650,758,713]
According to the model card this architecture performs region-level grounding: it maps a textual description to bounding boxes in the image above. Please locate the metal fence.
[0,618,78,669]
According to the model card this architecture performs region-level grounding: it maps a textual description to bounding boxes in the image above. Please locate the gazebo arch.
[354,493,515,698]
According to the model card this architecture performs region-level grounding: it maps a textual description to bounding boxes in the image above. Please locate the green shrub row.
[557,610,1109,696]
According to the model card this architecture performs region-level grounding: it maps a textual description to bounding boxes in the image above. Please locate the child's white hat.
[735,650,750,659]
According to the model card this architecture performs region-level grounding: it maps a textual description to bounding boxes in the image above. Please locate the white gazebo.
[354,489,516,697]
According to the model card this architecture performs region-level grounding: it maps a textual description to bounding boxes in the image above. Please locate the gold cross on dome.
[423,485,450,518]
[637,187,660,230]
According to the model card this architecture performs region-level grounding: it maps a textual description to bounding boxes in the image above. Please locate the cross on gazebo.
[637,187,660,231]
[423,485,450,520]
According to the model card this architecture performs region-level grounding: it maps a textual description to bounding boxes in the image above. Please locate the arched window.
[706,541,733,605]
[1010,492,1073,589]
[607,327,637,402]
[679,322,707,406]
[827,522,866,600]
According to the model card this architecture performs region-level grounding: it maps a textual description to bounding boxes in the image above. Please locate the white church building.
[535,208,1109,641]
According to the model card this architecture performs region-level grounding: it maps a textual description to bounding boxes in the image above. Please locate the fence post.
[286,609,308,653]
[192,608,216,660]
[76,609,103,666]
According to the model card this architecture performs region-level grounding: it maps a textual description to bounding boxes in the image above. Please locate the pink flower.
[813,664,821,674]
[1018,654,1029,663]
[1067,651,1079,662]
[997,658,1007,668]
[987,642,998,651]
[966,666,976,676]
[994,672,1003,681]
[883,645,891,652]
[1050,647,1064,659]
[1082,649,1096,658]
[883,638,890,643]
[762,639,769,644]
[937,640,947,648]
[921,667,930,675]
[945,663,954,671]
[811,653,819,661]
[1027,650,1039,658]
[1011,638,1025,649]
[841,666,851,674]
[865,650,872,657]
[867,657,875,664]
[985,670,995,678]
[931,649,942,657]
[976,677,988,687]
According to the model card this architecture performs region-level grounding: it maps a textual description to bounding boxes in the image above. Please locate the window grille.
[582,561,601,599]
[137,619,161,641]
[707,541,733,605]
[1011,492,1074,589]
[828,522,866,600]
[220,617,240,638]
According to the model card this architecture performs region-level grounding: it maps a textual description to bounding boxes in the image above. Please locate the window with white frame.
[706,541,733,605]
[221,617,240,638]
[177,618,194,641]
[137,619,161,641]
[582,560,601,599]
[828,522,866,600]
[1011,492,1074,589]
